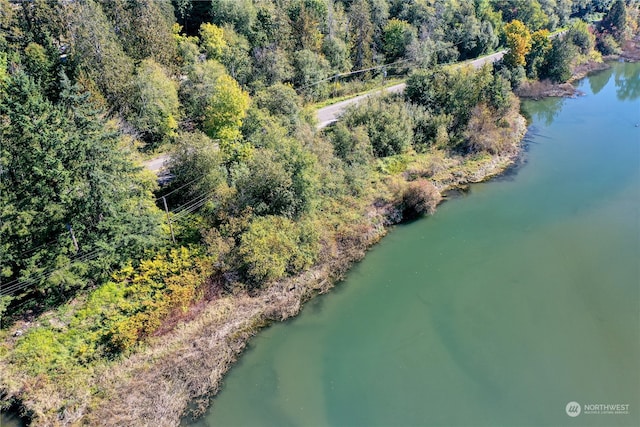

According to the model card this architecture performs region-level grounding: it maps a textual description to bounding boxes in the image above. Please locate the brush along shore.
[1,109,526,426]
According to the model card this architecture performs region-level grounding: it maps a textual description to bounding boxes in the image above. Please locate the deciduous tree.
[180,60,250,141]
[503,20,532,68]
[127,59,180,147]
[200,22,226,60]
[383,18,416,62]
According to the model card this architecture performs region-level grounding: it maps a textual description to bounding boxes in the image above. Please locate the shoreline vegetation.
[516,35,640,100]
[1,99,527,427]
[2,1,639,426]
[2,116,528,427]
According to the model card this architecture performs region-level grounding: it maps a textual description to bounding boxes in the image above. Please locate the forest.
[0,0,638,425]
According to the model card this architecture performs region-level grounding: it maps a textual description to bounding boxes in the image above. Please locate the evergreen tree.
[600,0,627,42]
[0,72,162,299]
[66,0,135,108]
[348,0,374,70]
[539,38,575,83]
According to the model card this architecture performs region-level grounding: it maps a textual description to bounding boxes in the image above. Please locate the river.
[184,62,640,427]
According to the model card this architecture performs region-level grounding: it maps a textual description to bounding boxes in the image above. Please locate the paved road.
[144,155,169,173]
[316,49,507,129]
[145,49,508,172]
[316,84,405,128]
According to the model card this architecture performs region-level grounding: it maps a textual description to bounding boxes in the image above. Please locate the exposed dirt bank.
[617,35,640,62]
[514,59,612,100]
[515,79,582,100]
[10,37,636,427]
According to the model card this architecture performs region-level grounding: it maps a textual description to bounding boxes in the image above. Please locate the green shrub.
[596,32,621,55]
[238,216,319,285]
[10,247,210,378]
[234,142,318,218]
[326,122,373,164]
[410,106,453,151]
[254,83,303,132]
[167,131,229,204]
[342,97,413,157]
[405,66,502,135]
[377,155,409,175]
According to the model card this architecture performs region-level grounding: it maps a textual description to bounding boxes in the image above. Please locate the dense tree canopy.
[0,0,633,326]
[0,73,163,301]
[492,0,550,31]
[600,0,627,41]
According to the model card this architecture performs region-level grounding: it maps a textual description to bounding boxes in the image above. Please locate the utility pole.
[162,196,176,244]
[66,223,79,252]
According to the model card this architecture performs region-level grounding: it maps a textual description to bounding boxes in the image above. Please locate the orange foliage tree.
[504,20,532,68]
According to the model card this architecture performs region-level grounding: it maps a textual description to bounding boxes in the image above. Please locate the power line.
[172,190,217,215]
[0,248,107,296]
[155,176,202,200]
[1,249,105,296]
[1,186,219,297]
[299,40,472,91]
[300,41,511,92]
[300,56,414,90]
[172,196,216,222]
[16,233,66,257]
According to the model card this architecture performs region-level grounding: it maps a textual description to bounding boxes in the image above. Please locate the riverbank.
[1,102,527,426]
[84,108,527,426]
[618,34,640,61]
[517,34,640,101]
[10,33,636,424]
[515,59,612,100]
[188,60,640,427]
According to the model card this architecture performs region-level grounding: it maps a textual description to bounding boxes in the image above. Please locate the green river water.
[185,62,640,427]
[1,63,638,427]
